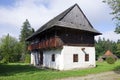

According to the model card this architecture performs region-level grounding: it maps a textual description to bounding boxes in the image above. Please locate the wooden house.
[102,50,118,60]
[26,4,101,70]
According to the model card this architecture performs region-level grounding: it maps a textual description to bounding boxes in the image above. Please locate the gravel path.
[57,71,120,80]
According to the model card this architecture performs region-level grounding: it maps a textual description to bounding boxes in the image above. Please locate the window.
[52,54,55,62]
[73,54,78,62]
[85,54,89,61]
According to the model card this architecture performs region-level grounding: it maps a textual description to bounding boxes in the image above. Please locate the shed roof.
[26,4,101,41]
[104,50,113,56]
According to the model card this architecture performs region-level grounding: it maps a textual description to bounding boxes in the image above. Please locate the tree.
[19,19,34,62]
[116,40,120,58]
[0,34,22,63]
[19,19,34,42]
[103,0,120,33]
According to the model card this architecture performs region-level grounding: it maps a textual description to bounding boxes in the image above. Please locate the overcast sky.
[0,0,120,41]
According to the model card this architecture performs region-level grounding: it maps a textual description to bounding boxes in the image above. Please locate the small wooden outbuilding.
[102,50,117,60]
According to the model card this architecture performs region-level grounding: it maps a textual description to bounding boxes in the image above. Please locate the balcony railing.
[28,37,63,51]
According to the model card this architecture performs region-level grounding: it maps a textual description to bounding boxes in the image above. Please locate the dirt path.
[57,71,120,80]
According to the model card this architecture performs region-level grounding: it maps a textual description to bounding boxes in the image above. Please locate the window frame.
[73,54,78,62]
[85,54,89,61]
[52,54,55,62]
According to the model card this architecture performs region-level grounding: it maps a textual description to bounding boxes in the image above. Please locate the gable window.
[52,54,55,62]
[85,54,89,61]
[73,54,78,62]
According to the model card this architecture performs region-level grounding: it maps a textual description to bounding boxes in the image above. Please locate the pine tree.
[19,19,34,62]
[20,19,34,42]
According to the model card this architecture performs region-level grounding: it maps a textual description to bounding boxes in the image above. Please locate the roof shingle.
[26,4,101,41]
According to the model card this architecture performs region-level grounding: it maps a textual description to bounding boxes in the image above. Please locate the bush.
[106,56,116,64]
[1,58,8,64]
[25,54,30,63]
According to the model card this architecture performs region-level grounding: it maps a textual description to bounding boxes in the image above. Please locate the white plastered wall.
[61,46,96,70]
[30,51,39,66]
[30,45,96,70]
[31,52,34,65]
[43,49,64,70]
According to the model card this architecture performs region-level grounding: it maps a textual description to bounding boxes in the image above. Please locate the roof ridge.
[59,3,78,21]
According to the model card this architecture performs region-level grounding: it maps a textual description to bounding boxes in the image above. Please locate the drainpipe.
[81,48,87,54]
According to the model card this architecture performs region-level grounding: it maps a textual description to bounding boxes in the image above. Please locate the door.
[40,50,43,65]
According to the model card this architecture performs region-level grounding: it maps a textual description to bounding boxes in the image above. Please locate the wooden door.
[40,51,43,65]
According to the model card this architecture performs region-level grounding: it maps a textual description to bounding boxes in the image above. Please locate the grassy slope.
[0,60,120,80]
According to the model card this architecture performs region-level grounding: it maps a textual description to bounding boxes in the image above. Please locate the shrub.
[1,58,8,64]
[25,54,30,63]
[106,56,116,64]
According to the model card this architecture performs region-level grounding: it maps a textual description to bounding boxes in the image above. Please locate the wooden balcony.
[28,37,63,51]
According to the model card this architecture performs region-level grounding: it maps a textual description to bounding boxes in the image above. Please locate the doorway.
[40,50,43,65]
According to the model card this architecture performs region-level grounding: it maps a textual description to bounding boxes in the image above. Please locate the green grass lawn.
[0,60,120,80]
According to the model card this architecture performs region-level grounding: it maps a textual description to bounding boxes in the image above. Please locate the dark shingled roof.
[26,4,101,41]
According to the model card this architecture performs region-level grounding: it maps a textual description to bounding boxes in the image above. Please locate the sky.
[0,0,120,42]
